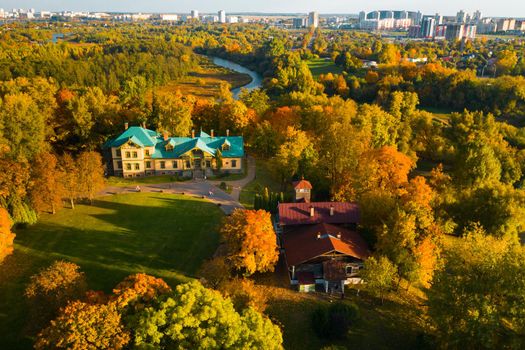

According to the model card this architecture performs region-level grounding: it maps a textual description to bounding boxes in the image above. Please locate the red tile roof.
[293,179,313,190]
[282,223,370,266]
[278,202,360,226]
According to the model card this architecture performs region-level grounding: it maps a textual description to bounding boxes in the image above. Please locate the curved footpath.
[99,156,256,215]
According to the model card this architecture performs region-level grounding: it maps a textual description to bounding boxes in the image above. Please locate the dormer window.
[166,145,174,151]
[221,139,231,151]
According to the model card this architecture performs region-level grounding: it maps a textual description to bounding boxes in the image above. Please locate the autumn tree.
[131,281,283,349]
[0,208,15,263]
[76,151,105,205]
[220,209,279,276]
[428,227,525,349]
[219,278,268,313]
[34,301,130,350]
[25,261,88,330]
[58,154,79,209]
[155,93,193,137]
[198,256,231,289]
[361,256,397,304]
[112,273,171,313]
[30,152,64,214]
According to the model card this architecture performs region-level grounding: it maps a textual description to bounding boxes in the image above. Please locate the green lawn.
[307,58,344,79]
[107,175,190,187]
[0,193,223,349]
[239,159,281,209]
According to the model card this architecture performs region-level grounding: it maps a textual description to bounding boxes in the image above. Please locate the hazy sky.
[1,0,524,17]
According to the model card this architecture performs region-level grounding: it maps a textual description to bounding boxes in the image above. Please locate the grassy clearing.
[419,106,455,125]
[255,262,429,350]
[154,56,252,99]
[0,193,223,349]
[239,159,281,209]
[307,58,344,79]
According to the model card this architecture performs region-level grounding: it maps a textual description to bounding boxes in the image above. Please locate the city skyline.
[0,0,524,17]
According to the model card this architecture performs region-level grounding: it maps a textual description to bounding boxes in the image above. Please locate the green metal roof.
[105,126,244,159]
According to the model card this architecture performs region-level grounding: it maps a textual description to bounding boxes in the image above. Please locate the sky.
[1,0,524,17]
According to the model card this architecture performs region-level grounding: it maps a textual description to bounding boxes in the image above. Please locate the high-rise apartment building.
[218,10,226,23]
[308,11,319,28]
[190,10,199,20]
[420,16,436,38]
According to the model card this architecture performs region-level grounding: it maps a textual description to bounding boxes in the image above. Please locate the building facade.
[104,125,244,178]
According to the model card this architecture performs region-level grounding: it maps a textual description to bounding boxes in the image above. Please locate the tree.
[131,280,283,349]
[312,302,359,340]
[112,273,171,312]
[155,93,193,137]
[361,256,397,304]
[30,152,64,214]
[34,301,130,350]
[76,151,105,205]
[25,261,88,330]
[428,227,525,349]
[273,127,316,185]
[219,278,268,313]
[239,88,270,117]
[0,208,15,263]
[198,256,231,289]
[59,154,79,209]
[220,209,278,276]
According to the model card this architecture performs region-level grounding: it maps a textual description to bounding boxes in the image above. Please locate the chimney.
[330,205,334,216]
[317,233,321,239]
[163,132,169,141]
[337,232,341,239]
[124,122,129,130]
[310,206,315,217]
[192,129,195,138]
[226,129,230,137]
[141,121,146,128]
[211,129,214,138]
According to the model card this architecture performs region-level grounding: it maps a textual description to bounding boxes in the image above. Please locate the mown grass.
[0,193,223,349]
[239,159,281,209]
[106,175,191,187]
[307,58,344,79]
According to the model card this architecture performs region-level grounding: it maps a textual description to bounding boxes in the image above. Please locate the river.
[211,57,263,99]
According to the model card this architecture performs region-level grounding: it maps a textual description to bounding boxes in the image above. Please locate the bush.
[312,302,359,340]
[220,181,228,190]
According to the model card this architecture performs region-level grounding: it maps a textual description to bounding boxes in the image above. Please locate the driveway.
[100,156,256,215]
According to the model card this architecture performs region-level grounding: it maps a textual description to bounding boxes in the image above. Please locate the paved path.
[100,156,256,215]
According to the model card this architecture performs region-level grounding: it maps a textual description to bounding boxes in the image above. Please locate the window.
[125,151,131,158]
[116,149,121,157]
[145,150,150,156]
[222,144,230,151]
[126,163,131,170]
[117,161,122,169]
[172,161,178,169]
[206,160,211,168]
[160,161,166,169]
[146,161,151,169]
[185,160,191,168]
[232,160,237,168]
[132,151,138,158]
[134,163,140,170]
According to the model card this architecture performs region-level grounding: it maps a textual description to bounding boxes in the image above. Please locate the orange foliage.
[359,146,415,194]
[400,176,434,209]
[414,237,439,287]
[0,208,15,263]
[35,301,130,350]
[267,106,301,135]
[219,278,268,313]
[112,273,171,311]
[221,209,279,276]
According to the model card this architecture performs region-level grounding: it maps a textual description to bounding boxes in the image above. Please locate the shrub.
[312,302,359,340]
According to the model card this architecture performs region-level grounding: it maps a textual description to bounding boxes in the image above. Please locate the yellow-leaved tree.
[220,209,278,276]
[0,208,15,263]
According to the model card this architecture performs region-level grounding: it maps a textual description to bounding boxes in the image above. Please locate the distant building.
[190,9,199,20]
[446,23,476,41]
[435,13,443,25]
[292,17,307,28]
[359,10,413,30]
[201,15,218,23]
[160,14,178,21]
[226,16,238,24]
[420,16,436,38]
[293,179,312,203]
[497,18,516,31]
[456,10,467,23]
[308,11,319,28]
[218,10,226,23]
[435,24,447,38]
[472,10,483,22]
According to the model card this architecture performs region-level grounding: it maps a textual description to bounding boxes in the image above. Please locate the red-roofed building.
[293,179,312,202]
[277,194,369,293]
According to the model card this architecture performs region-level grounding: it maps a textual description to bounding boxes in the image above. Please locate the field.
[154,56,252,99]
[307,58,344,79]
[0,193,224,349]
